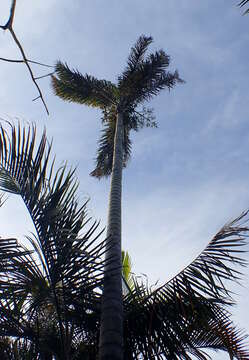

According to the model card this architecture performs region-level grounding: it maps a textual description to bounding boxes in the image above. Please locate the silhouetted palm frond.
[90,115,132,178]
[157,211,248,304]
[238,0,249,14]
[0,123,107,357]
[124,292,249,359]
[124,35,153,74]
[52,61,117,108]
[118,35,184,107]
[122,211,249,359]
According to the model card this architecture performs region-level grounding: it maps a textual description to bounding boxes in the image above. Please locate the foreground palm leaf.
[123,212,249,359]
[52,34,183,360]
[0,124,106,359]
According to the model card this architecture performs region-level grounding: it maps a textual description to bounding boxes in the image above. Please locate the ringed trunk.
[99,112,124,360]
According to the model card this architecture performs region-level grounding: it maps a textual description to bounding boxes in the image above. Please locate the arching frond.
[123,278,249,359]
[52,61,117,108]
[0,123,107,356]
[157,211,248,304]
[121,211,249,359]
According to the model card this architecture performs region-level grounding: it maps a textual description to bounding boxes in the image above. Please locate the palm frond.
[238,0,249,14]
[122,250,135,295]
[125,35,153,74]
[0,123,108,356]
[52,61,117,108]
[118,35,184,107]
[156,211,248,305]
[121,211,249,359]
[90,113,132,178]
[123,279,249,359]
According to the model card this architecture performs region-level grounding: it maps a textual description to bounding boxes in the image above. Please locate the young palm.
[52,34,183,360]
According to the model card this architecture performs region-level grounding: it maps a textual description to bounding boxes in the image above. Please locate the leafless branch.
[0,57,54,67]
[34,72,55,80]
[0,0,51,114]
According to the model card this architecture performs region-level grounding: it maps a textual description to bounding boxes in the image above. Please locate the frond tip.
[157,210,249,307]
[238,0,249,14]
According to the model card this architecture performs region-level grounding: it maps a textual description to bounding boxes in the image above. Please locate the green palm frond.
[124,35,153,74]
[122,251,135,295]
[90,114,132,178]
[118,35,184,107]
[238,0,249,14]
[52,61,117,108]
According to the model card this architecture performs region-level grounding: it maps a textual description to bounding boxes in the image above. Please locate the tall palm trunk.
[99,112,124,360]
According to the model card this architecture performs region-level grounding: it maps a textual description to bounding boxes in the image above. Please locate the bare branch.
[0,0,16,30]
[0,0,50,114]
[32,96,41,102]
[0,57,23,63]
[0,57,53,68]
[8,28,49,114]
[34,72,55,80]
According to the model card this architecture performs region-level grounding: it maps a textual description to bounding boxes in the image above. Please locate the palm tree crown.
[52,35,184,178]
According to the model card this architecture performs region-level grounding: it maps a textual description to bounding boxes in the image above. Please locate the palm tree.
[0,124,248,359]
[52,34,183,360]
[238,0,249,14]
[0,123,106,359]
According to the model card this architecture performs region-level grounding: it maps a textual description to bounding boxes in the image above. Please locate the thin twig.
[0,0,50,114]
[35,72,55,80]
[32,96,41,102]
[0,57,23,63]
[133,109,155,124]
[9,28,49,114]
[0,57,54,68]
[0,0,16,30]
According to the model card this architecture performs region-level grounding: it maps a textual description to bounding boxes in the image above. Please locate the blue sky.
[0,1,249,358]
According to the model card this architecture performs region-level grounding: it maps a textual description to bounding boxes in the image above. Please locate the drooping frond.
[52,61,117,108]
[124,289,249,359]
[156,211,248,304]
[121,211,249,359]
[90,112,132,178]
[118,35,184,107]
[123,279,249,358]
[238,0,249,14]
